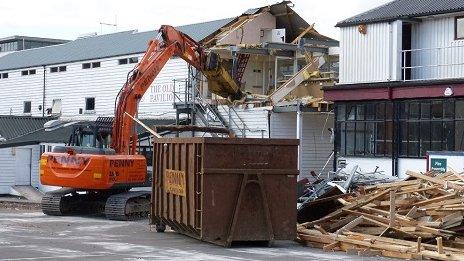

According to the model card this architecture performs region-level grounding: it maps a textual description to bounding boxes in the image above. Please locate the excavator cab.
[67,123,112,149]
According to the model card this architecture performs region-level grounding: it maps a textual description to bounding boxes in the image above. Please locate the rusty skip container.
[150,137,299,247]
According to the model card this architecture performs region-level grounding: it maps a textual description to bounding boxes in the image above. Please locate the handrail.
[401,44,464,81]
[172,77,267,138]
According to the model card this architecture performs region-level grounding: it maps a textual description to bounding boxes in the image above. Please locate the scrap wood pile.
[297,170,464,260]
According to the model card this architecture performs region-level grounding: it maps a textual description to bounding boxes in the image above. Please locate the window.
[118,57,138,65]
[23,101,31,114]
[83,62,100,69]
[129,57,138,64]
[50,66,67,73]
[397,99,455,157]
[85,97,95,111]
[0,73,7,79]
[21,69,36,76]
[338,98,464,159]
[456,16,464,40]
[336,101,393,157]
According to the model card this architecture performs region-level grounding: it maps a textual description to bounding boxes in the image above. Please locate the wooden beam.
[291,23,315,44]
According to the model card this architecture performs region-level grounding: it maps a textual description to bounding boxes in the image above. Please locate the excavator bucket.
[203,52,243,101]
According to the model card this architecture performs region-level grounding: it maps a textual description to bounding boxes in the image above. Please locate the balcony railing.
[401,43,464,81]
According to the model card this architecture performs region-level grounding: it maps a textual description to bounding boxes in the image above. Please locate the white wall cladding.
[219,106,269,138]
[0,55,188,118]
[340,22,391,84]
[0,68,44,116]
[270,112,334,178]
[411,16,464,80]
[45,55,188,118]
[0,145,39,194]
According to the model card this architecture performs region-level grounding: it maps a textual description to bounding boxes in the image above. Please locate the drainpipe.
[296,102,303,177]
[42,65,46,117]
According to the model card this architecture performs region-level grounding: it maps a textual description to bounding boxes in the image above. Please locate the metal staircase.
[233,53,250,84]
[173,68,251,137]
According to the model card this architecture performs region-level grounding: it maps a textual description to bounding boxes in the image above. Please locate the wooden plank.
[406,206,418,218]
[364,180,421,191]
[336,216,363,235]
[414,193,457,207]
[389,190,396,227]
[437,237,444,254]
[417,237,422,253]
[322,241,340,251]
[406,171,464,191]
[302,188,392,227]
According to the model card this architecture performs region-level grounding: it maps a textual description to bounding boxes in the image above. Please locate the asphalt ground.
[0,206,394,261]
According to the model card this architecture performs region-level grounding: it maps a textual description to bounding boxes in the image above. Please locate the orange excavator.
[39,25,242,220]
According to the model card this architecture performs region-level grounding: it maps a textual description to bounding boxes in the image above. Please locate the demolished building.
[0,1,339,194]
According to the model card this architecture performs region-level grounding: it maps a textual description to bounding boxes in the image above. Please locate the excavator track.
[41,193,66,216]
[105,191,150,221]
[41,189,107,217]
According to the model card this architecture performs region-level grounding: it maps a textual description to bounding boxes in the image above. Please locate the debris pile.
[297,170,464,260]
[297,165,399,223]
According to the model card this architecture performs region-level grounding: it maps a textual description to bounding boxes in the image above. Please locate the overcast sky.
[0,0,392,40]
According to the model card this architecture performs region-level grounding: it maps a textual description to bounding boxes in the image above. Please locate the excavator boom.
[39,25,242,220]
[112,25,242,155]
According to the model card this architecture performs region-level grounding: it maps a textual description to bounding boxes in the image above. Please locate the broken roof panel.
[337,0,464,27]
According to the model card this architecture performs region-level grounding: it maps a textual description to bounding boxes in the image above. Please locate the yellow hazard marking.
[40,159,47,166]
[164,169,186,197]
[93,172,102,179]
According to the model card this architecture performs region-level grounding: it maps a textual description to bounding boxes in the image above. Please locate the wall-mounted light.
[358,24,367,35]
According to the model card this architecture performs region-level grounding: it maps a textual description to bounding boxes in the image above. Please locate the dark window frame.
[91,62,101,68]
[23,101,31,114]
[129,57,138,64]
[337,98,464,159]
[0,73,7,79]
[336,101,393,158]
[50,67,58,73]
[82,63,91,69]
[118,58,128,65]
[455,16,464,40]
[85,97,95,111]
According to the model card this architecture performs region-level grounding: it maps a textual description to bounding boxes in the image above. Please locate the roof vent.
[77,32,98,39]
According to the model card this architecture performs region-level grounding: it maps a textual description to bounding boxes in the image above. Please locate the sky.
[0,0,392,41]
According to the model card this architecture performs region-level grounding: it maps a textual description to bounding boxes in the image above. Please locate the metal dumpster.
[150,137,299,246]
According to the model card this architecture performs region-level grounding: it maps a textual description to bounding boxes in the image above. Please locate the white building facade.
[326,0,464,178]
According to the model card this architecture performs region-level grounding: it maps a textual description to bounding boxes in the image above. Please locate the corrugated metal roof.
[336,0,464,27]
[0,116,53,140]
[0,17,234,71]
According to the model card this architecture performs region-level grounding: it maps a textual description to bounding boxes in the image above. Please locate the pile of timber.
[297,170,464,260]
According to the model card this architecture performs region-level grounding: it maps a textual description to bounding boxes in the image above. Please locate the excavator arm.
[112,25,242,155]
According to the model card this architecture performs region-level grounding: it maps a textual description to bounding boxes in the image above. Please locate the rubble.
[297,170,464,260]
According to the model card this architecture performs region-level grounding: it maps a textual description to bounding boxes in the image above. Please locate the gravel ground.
[0,206,395,261]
